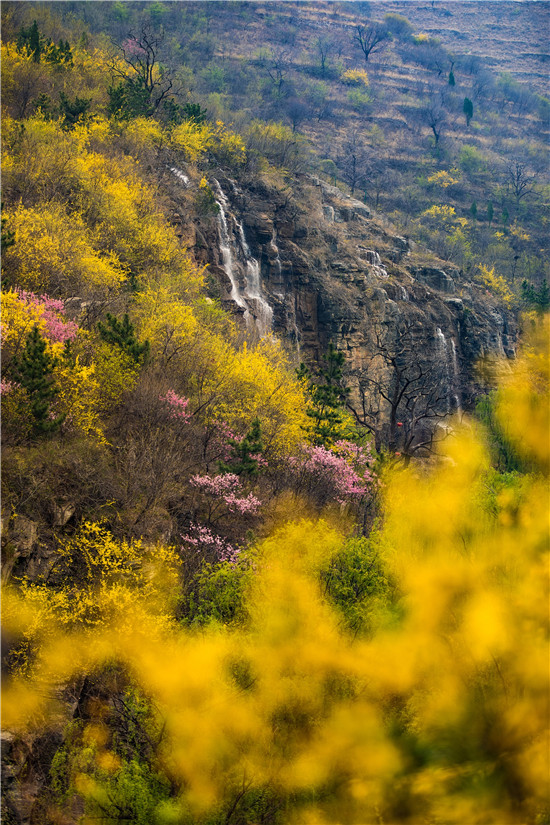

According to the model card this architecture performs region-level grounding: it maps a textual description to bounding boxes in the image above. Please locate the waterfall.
[270,232,300,358]
[170,167,190,187]
[450,339,462,415]
[212,180,272,338]
[212,181,251,326]
[285,294,301,360]
[435,327,452,413]
[236,222,274,338]
[397,285,409,302]
[269,230,283,280]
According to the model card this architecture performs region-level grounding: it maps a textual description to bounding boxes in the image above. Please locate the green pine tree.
[1,203,15,253]
[98,313,150,363]
[17,20,41,62]
[13,326,64,435]
[298,344,350,447]
[182,102,208,124]
[521,278,550,311]
[108,77,153,120]
[59,92,91,129]
[463,97,474,126]
[219,418,264,477]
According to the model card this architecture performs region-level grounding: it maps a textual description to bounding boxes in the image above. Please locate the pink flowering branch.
[290,441,377,506]
[190,473,262,516]
[159,390,191,422]
[0,380,18,395]
[249,453,268,470]
[213,420,244,462]
[181,524,239,564]
[17,291,78,344]
[333,439,375,467]
[223,492,261,515]
[122,37,148,58]
[190,473,240,494]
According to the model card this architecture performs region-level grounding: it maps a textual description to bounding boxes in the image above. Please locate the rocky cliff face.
[170,167,517,448]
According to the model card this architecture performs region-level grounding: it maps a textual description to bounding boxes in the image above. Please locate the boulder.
[53,502,75,528]
[8,515,38,556]
[415,267,455,294]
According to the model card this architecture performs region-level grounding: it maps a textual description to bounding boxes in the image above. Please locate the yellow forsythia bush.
[1,202,127,297]
[342,68,370,87]
[2,319,548,824]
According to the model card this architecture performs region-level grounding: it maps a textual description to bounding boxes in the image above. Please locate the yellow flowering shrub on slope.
[1,114,203,297]
[2,319,548,824]
[1,290,112,442]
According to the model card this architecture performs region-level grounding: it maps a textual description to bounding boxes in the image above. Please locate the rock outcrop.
[180,171,516,436]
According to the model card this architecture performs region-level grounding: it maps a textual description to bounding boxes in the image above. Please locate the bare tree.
[507,161,537,208]
[354,22,392,63]
[109,25,175,114]
[3,55,46,119]
[258,46,291,98]
[285,96,311,132]
[337,128,369,195]
[421,91,448,145]
[399,38,448,77]
[314,35,334,77]
[347,319,457,460]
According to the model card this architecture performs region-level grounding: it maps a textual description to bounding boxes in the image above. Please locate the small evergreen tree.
[298,344,350,447]
[97,313,150,363]
[219,418,264,477]
[12,326,64,435]
[181,102,208,124]
[108,77,152,120]
[538,279,550,310]
[59,92,91,129]
[1,203,15,253]
[521,279,550,311]
[470,201,477,220]
[33,93,55,119]
[463,97,474,126]
[43,38,73,66]
[17,20,41,62]
[448,69,455,87]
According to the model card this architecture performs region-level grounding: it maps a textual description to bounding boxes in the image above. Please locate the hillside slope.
[1,5,548,825]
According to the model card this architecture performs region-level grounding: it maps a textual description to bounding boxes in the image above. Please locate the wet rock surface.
[188,172,517,416]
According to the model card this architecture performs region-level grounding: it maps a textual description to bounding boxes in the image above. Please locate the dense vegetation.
[1,3,548,825]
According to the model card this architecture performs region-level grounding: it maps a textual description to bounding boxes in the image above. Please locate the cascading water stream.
[212,180,272,337]
[236,223,273,338]
[450,339,462,415]
[270,230,283,280]
[212,180,251,326]
[269,229,301,357]
[170,167,190,187]
[290,295,301,359]
[435,327,452,413]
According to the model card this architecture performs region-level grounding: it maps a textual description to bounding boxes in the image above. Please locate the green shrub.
[182,559,252,627]
[458,144,486,176]
[347,88,372,113]
[476,391,528,472]
[321,536,392,636]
